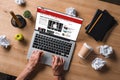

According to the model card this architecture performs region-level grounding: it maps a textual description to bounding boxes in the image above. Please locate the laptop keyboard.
[32,33,72,57]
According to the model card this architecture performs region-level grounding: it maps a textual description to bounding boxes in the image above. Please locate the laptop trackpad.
[41,53,52,66]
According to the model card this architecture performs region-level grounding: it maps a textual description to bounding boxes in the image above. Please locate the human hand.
[27,50,43,71]
[16,50,43,80]
[52,55,65,76]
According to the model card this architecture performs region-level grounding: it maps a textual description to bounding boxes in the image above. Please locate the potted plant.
[23,10,32,19]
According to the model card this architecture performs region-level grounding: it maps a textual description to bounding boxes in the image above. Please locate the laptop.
[27,7,83,70]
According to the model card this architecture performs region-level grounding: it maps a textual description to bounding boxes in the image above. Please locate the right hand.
[52,55,65,76]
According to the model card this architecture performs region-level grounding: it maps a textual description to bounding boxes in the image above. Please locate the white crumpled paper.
[65,7,77,17]
[91,58,106,70]
[99,45,113,58]
[15,0,25,5]
[0,35,10,48]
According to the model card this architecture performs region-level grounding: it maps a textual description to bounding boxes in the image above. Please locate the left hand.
[27,50,43,71]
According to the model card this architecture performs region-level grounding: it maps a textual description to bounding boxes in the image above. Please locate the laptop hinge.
[35,29,74,42]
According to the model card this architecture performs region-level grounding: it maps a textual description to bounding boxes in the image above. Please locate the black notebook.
[85,9,116,41]
[100,0,120,5]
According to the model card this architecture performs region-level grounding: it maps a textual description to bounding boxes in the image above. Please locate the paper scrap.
[65,7,77,17]
[15,0,25,5]
[0,35,10,48]
[99,45,113,58]
[91,58,106,70]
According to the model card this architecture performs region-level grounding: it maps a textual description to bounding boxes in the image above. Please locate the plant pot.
[23,10,32,19]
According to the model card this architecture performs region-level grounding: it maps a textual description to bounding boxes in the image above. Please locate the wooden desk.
[0,0,120,80]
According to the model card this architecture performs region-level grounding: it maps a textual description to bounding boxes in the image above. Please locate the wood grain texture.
[0,0,120,80]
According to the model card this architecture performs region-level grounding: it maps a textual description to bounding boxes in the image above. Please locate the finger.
[36,50,41,55]
[31,50,41,63]
[35,50,43,56]
[62,59,65,67]
[59,57,62,64]
[32,50,36,54]
[39,50,43,56]
[33,50,39,57]
[61,57,64,63]
[57,57,62,66]
[62,58,65,65]
[37,50,44,61]
[52,55,55,65]
[32,50,37,55]
[30,50,36,58]
[54,55,59,65]
[35,50,40,58]
[59,57,64,67]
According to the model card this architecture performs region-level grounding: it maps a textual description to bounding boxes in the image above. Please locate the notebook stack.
[85,9,117,41]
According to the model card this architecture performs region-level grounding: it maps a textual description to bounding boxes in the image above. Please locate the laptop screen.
[35,7,83,41]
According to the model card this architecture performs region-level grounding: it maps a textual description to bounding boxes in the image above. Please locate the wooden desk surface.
[0,0,120,80]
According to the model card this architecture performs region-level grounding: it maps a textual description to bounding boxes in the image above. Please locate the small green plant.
[23,10,32,18]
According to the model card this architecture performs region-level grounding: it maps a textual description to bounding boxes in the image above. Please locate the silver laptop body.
[27,7,83,70]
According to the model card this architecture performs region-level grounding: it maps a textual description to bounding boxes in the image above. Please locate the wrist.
[26,64,34,72]
[53,71,64,76]
[54,75,63,80]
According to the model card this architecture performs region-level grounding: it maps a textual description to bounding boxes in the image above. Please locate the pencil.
[88,13,103,33]
[10,11,22,27]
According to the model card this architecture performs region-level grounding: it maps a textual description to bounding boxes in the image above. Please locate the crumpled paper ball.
[0,35,10,48]
[15,0,25,5]
[65,7,77,17]
[99,45,113,58]
[91,58,106,70]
